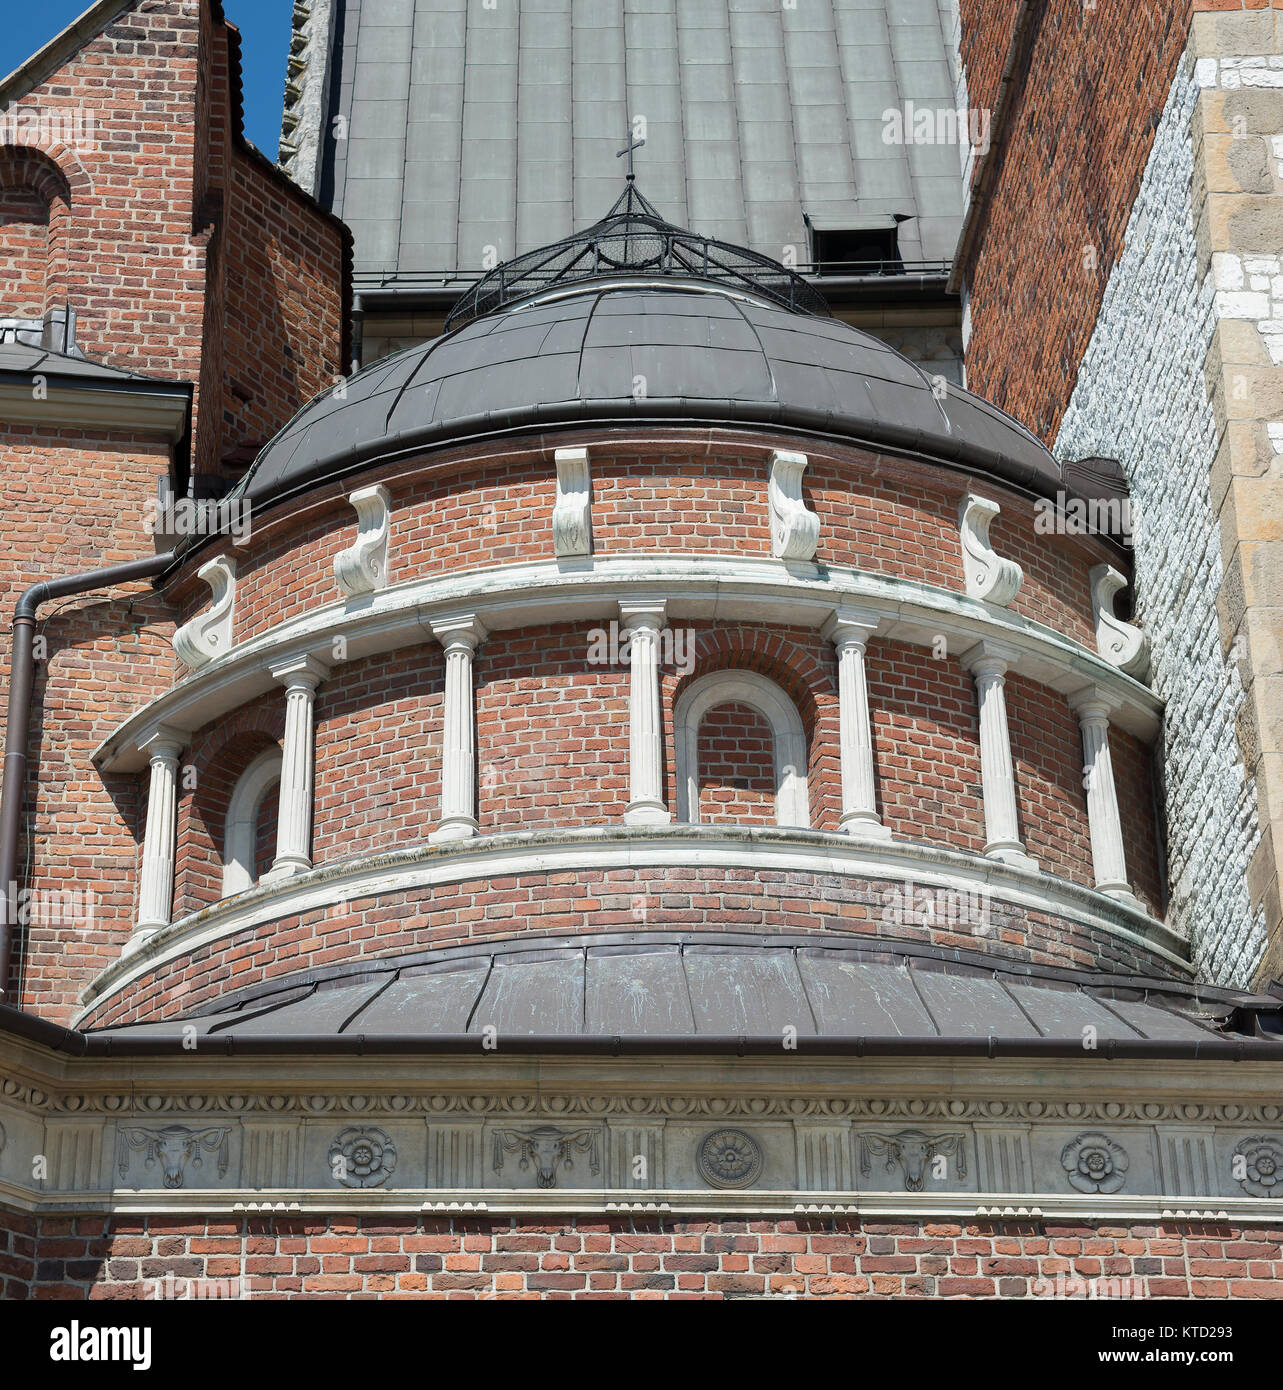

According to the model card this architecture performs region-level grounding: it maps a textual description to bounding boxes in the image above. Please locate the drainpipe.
[0,551,176,1001]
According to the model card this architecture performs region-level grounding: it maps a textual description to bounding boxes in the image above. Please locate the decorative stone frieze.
[859,1129,968,1193]
[493,1126,602,1189]
[115,1125,230,1189]
[767,449,819,562]
[697,1129,763,1189]
[334,483,392,598]
[1089,564,1149,679]
[1061,1132,1129,1194]
[958,493,1023,606]
[552,446,592,559]
[329,1126,397,1188]
[172,555,237,670]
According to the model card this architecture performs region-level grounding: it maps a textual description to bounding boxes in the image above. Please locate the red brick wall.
[867,641,985,853]
[212,431,1116,650]
[0,427,177,1012]
[698,703,777,824]
[957,0,1192,439]
[12,1211,1281,1300]
[1112,727,1166,917]
[81,865,1183,1029]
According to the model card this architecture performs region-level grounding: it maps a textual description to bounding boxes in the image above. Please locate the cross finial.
[616,122,645,181]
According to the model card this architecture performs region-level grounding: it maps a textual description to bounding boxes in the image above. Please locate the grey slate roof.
[0,340,157,383]
[315,0,965,276]
[232,280,1060,508]
[86,933,1283,1051]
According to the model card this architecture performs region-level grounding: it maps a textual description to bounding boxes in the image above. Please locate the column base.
[122,927,160,958]
[984,842,1039,871]
[265,856,311,881]
[839,812,893,841]
[1098,882,1145,911]
[624,801,671,827]
[429,817,479,843]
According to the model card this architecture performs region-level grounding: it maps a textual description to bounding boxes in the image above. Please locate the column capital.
[1068,683,1120,724]
[822,606,882,650]
[138,724,185,762]
[429,612,488,652]
[618,598,667,631]
[269,653,331,692]
[960,639,1022,679]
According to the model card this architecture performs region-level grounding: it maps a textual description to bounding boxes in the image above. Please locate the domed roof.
[233,192,1064,510]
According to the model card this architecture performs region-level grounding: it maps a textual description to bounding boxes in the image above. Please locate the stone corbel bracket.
[768,449,820,562]
[552,447,592,559]
[1090,564,1150,680]
[172,555,237,670]
[335,484,392,598]
[958,492,1023,606]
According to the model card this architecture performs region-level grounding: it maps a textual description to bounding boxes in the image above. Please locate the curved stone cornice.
[95,554,1163,772]
[74,824,1190,1021]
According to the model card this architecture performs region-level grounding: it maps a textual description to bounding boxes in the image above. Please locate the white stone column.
[268,655,329,878]
[962,642,1037,870]
[1069,686,1140,905]
[621,600,671,826]
[822,608,891,839]
[430,614,487,842]
[135,727,185,937]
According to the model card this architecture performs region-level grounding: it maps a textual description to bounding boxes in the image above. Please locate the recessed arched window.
[0,149,72,320]
[674,670,810,828]
[222,747,283,896]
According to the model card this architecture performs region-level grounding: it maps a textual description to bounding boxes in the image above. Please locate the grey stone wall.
[1055,57,1265,987]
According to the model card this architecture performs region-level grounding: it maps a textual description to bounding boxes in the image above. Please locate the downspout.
[0,550,176,1001]
[946,0,1040,296]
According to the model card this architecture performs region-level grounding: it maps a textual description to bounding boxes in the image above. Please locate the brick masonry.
[4,1211,1281,1300]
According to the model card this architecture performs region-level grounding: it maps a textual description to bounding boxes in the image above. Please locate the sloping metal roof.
[0,340,159,383]
[231,280,1058,509]
[311,0,964,276]
[83,933,1283,1053]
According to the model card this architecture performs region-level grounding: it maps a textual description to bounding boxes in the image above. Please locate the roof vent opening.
[806,213,912,277]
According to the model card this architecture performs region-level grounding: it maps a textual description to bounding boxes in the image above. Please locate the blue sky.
[1,1,293,157]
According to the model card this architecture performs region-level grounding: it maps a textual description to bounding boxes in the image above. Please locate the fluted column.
[962,642,1037,870]
[430,614,487,842]
[621,600,671,826]
[268,655,329,877]
[1069,686,1139,904]
[822,608,891,839]
[134,726,185,937]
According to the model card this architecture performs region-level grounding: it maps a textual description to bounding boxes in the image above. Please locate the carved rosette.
[958,493,1022,606]
[1089,564,1150,679]
[1232,1136,1283,1198]
[767,449,819,562]
[172,555,237,669]
[328,1126,397,1188]
[334,484,392,597]
[697,1128,763,1189]
[1060,1131,1129,1194]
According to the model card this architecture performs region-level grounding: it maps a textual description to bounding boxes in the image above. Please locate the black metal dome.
[443,182,830,329]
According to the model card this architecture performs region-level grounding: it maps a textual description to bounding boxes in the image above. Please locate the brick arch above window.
[674,669,811,828]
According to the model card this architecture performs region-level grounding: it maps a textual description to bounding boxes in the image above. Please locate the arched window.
[674,671,810,828]
[222,747,283,895]
[0,149,72,320]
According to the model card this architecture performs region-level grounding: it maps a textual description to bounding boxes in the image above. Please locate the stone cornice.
[73,824,1190,1020]
[95,554,1163,773]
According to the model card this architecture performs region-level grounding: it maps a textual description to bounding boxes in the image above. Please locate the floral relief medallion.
[1060,1131,1128,1194]
[697,1128,763,1189]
